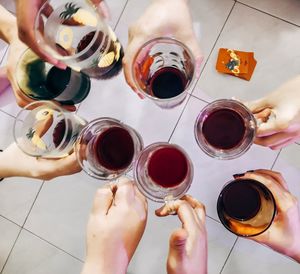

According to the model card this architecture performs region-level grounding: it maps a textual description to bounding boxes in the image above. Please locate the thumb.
[244,97,271,114]
[169,228,188,256]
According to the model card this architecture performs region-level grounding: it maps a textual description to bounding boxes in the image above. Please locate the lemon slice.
[31,134,47,150]
[115,42,121,61]
[98,52,115,68]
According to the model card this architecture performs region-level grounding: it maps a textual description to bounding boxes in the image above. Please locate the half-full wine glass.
[194,99,256,160]
[75,118,143,180]
[132,37,195,108]
[217,178,276,237]
[134,142,193,203]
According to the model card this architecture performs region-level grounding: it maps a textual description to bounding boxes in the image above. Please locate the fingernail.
[233,173,245,178]
[246,170,255,173]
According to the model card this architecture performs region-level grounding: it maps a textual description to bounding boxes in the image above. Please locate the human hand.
[123,0,203,96]
[82,178,148,274]
[235,169,300,262]
[0,142,81,180]
[155,195,207,274]
[245,76,300,150]
[16,0,108,68]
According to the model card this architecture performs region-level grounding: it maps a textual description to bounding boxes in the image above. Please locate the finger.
[57,152,82,175]
[185,38,203,78]
[169,228,188,256]
[256,116,289,137]
[181,195,206,224]
[244,98,271,114]
[253,169,289,191]
[92,185,114,215]
[114,177,135,204]
[123,37,144,93]
[254,131,295,147]
[270,138,296,150]
[156,200,199,233]
[254,108,272,123]
[98,1,110,20]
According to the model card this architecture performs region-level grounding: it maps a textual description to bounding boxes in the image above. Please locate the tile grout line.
[22,228,84,263]
[190,94,209,104]
[113,0,130,31]
[191,0,236,95]
[236,1,300,28]
[0,109,17,119]
[0,228,22,274]
[21,181,45,228]
[0,214,22,228]
[0,46,8,66]
[167,2,236,142]
[270,149,282,170]
[219,237,239,274]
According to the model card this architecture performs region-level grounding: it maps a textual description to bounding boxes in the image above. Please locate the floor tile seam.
[0,108,17,119]
[219,236,239,273]
[22,227,85,263]
[0,228,22,274]
[113,0,129,31]
[21,181,45,228]
[0,213,22,228]
[270,149,282,170]
[167,94,193,143]
[236,1,300,28]
[191,1,236,96]
[0,46,8,65]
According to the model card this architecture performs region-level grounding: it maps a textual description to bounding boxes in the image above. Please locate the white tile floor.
[0,0,299,273]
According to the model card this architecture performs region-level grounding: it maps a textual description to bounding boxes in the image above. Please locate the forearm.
[0,5,18,44]
[0,150,17,178]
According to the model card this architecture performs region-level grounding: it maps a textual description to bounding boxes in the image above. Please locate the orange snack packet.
[216,48,257,81]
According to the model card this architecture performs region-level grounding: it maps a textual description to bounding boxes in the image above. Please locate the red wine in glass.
[202,109,246,150]
[148,67,187,99]
[94,127,134,171]
[220,180,261,220]
[147,147,188,188]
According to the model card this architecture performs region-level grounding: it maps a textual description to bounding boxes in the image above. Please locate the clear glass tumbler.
[132,37,195,108]
[217,178,276,237]
[17,48,91,105]
[75,118,144,180]
[194,99,256,160]
[35,0,123,79]
[13,101,87,158]
[134,142,193,203]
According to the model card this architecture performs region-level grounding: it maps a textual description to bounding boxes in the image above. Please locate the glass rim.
[76,117,144,180]
[194,99,257,160]
[13,100,70,157]
[131,37,196,103]
[34,0,107,62]
[133,141,194,203]
[217,178,277,237]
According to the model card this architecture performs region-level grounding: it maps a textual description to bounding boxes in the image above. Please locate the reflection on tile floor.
[0,0,300,273]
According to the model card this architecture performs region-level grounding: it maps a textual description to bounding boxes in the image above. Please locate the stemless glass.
[17,48,91,105]
[194,99,256,160]
[75,118,144,180]
[34,0,123,79]
[132,37,195,108]
[217,178,276,237]
[13,101,87,158]
[134,142,193,203]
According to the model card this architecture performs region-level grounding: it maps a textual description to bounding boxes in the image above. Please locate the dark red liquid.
[202,109,246,149]
[149,67,187,99]
[221,180,261,220]
[53,119,66,148]
[94,127,134,170]
[148,147,188,188]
